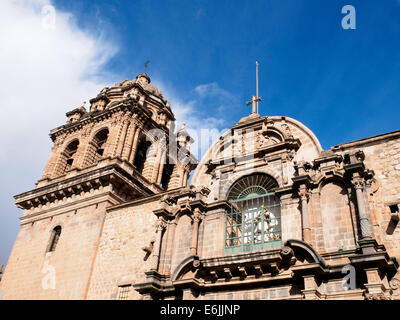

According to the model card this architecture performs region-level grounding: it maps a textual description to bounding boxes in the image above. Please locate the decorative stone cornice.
[15,164,154,211]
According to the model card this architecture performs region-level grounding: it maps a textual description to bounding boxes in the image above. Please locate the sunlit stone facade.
[1,74,400,300]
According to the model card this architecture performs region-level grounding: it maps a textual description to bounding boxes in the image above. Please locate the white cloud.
[0,0,119,263]
[0,0,234,263]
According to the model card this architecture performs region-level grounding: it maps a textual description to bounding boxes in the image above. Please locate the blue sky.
[0,0,399,265]
[54,0,400,147]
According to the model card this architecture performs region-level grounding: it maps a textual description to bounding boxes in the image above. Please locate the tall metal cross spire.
[256,61,260,114]
[144,60,150,73]
[246,61,262,114]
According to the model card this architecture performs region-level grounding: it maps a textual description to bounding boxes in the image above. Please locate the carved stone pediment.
[256,131,282,149]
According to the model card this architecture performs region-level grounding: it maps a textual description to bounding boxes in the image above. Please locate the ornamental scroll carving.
[390,275,400,299]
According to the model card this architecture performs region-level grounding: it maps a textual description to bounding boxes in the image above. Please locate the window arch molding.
[223,171,281,201]
[226,173,279,201]
[90,126,109,138]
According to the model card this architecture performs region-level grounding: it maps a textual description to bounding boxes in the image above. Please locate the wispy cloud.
[0,0,119,264]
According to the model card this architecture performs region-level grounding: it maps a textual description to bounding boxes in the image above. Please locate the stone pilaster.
[121,121,137,161]
[128,125,141,163]
[156,150,166,185]
[190,209,203,256]
[151,217,167,271]
[115,118,130,157]
[298,186,311,243]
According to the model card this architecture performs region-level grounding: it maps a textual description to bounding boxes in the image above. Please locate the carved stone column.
[177,166,185,187]
[183,168,190,187]
[115,119,130,157]
[151,144,164,184]
[121,121,137,161]
[151,217,167,271]
[190,209,203,256]
[156,150,166,186]
[298,187,311,243]
[128,125,141,163]
[352,175,371,239]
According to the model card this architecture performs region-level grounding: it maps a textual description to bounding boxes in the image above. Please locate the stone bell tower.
[1,73,196,299]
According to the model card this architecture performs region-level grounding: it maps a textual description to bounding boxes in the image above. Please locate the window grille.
[225,175,281,254]
[117,285,131,300]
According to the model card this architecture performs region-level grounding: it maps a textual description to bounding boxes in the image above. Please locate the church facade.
[1,73,400,300]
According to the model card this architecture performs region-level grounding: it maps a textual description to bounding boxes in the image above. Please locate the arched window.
[56,140,79,176]
[48,226,62,252]
[225,174,281,254]
[133,137,151,175]
[65,140,79,169]
[85,129,109,165]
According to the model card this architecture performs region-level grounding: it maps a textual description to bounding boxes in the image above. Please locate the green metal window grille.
[224,175,281,255]
[117,285,131,300]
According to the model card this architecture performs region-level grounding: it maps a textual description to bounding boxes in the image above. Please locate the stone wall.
[86,200,158,300]
[1,200,108,299]
[333,132,400,261]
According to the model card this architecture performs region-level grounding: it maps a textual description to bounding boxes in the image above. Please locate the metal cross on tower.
[246,61,262,114]
[144,60,150,73]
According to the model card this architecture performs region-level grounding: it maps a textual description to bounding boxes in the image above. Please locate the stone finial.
[136,73,151,85]
[177,123,195,150]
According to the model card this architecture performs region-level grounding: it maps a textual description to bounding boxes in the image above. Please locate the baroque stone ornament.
[280,246,297,266]
[390,276,400,299]
[192,208,203,223]
[364,292,391,300]
[155,217,167,232]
